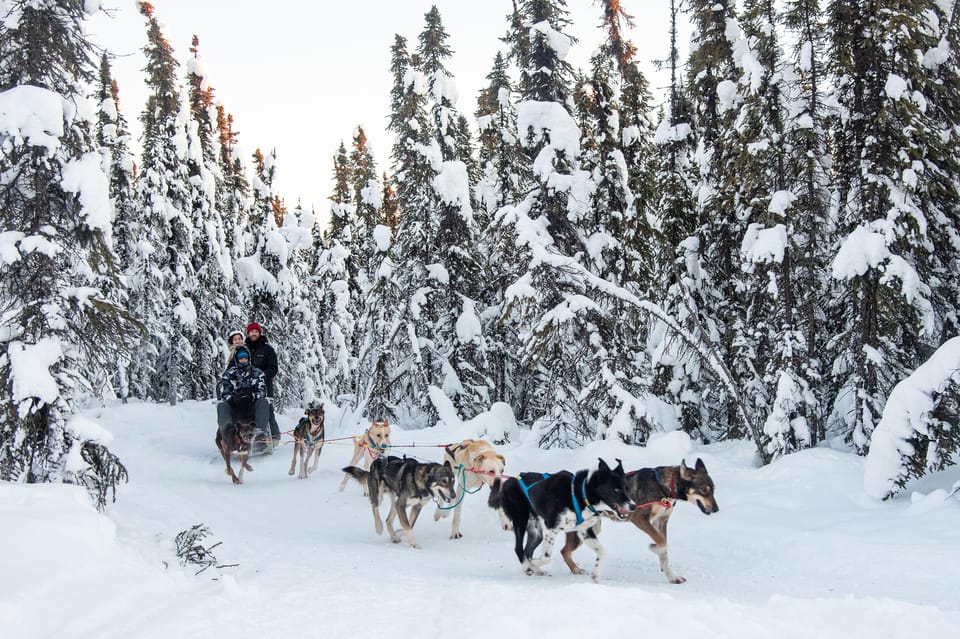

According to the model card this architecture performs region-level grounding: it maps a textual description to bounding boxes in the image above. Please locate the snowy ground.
[3,400,960,639]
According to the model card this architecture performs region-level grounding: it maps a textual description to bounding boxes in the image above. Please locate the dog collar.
[367,434,387,450]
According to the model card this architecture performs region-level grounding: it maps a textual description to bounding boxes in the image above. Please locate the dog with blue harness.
[487,459,634,583]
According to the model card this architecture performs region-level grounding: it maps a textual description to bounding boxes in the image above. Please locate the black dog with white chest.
[488,458,634,582]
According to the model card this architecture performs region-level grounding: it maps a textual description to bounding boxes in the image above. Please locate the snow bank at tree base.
[2,401,959,638]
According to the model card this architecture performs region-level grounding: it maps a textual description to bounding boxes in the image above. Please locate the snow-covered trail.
[4,400,960,639]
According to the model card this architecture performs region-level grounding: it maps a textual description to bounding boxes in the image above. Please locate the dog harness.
[517,473,599,525]
[653,467,678,501]
[517,473,550,517]
[298,418,324,445]
[570,474,600,525]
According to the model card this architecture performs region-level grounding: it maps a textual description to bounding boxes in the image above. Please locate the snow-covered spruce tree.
[918,1,960,346]
[95,52,139,401]
[475,52,527,409]
[350,126,382,290]
[238,148,289,401]
[649,0,703,440]
[280,203,326,407]
[413,6,488,419]
[683,0,750,442]
[135,1,199,405]
[381,171,399,235]
[185,35,234,397]
[214,103,249,269]
[383,30,441,424]
[827,0,944,453]
[570,41,658,442]
[730,0,821,460]
[502,0,629,447]
[0,0,135,508]
[319,142,358,404]
[354,225,403,421]
[776,0,835,450]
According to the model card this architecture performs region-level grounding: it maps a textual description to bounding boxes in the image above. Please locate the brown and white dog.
[288,404,325,479]
[560,458,719,583]
[215,418,255,485]
[433,438,506,539]
[338,418,392,492]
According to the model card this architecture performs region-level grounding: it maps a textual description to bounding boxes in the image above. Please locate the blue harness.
[298,418,324,445]
[517,472,599,525]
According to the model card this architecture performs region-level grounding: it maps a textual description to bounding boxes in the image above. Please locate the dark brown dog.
[288,405,325,479]
[215,418,255,485]
[560,458,718,583]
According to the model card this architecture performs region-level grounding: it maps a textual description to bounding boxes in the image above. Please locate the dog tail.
[487,477,503,510]
[341,466,369,486]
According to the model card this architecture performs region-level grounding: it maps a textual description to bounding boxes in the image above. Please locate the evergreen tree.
[134,1,198,405]
[0,0,134,507]
[649,0,703,439]
[683,0,748,442]
[185,35,233,398]
[95,52,138,401]
[826,0,944,453]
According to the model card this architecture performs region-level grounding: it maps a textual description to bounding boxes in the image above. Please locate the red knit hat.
[246,322,263,334]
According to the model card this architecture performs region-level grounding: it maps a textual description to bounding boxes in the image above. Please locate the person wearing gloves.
[216,347,271,449]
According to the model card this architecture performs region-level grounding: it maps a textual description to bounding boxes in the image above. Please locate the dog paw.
[670,576,687,584]
[288,469,295,476]
[232,477,242,485]
[244,463,253,471]
[570,566,586,575]
[450,532,463,540]
[591,574,602,584]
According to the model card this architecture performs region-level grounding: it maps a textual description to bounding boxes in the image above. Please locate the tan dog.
[288,405,325,479]
[338,418,392,492]
[433,439,506,539]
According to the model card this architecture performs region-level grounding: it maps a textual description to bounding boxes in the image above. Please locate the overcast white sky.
[88,0,686,227]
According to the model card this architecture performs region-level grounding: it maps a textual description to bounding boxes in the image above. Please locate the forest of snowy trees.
[2,0,959,506]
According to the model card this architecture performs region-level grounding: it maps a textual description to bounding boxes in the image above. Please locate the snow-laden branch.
[864,336,960,500]
[524,241,769,463]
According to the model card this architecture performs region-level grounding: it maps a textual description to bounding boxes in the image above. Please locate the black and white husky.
[488,458,634,582]
[343,455,457,548]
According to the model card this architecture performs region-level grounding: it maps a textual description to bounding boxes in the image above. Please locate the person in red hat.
[245,322,280,445]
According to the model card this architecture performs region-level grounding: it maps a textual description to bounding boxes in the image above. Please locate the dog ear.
[383,418,389,427]
[474,452,487,466]
[614,458,625,475]
[497,454,506,468]
[598,458,610,472]
[305,408,311,416]
[680,459,693,480]
[695,457,706,472]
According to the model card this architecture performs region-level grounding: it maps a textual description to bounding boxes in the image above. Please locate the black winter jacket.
[245,335,279,397]
[217,362,267,404]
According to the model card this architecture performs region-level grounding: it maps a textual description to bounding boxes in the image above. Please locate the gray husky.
[343,455,457,548]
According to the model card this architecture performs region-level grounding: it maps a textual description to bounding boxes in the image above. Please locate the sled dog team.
[218,404,719,583]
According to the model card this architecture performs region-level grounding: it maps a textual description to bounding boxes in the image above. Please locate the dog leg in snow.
[560,532,586,575]
[308,445,322,474]
[520,518,545,575]
[582,530,605,583]
[289,444,300,477]
[392,500,421,548]
[533,528,557,568]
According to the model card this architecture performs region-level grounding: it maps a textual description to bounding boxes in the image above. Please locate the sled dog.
[288,404,326,479]
[342,455,456,548]
[215,418,256,485]
[339,418,392,492]
[561,458,718,583]
[433,439,506,539]
[487,459,633,582]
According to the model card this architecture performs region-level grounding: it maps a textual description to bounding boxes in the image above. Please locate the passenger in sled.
[216,346,274,455]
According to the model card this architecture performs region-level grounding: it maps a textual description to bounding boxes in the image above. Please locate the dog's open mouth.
[613,505,631,520]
